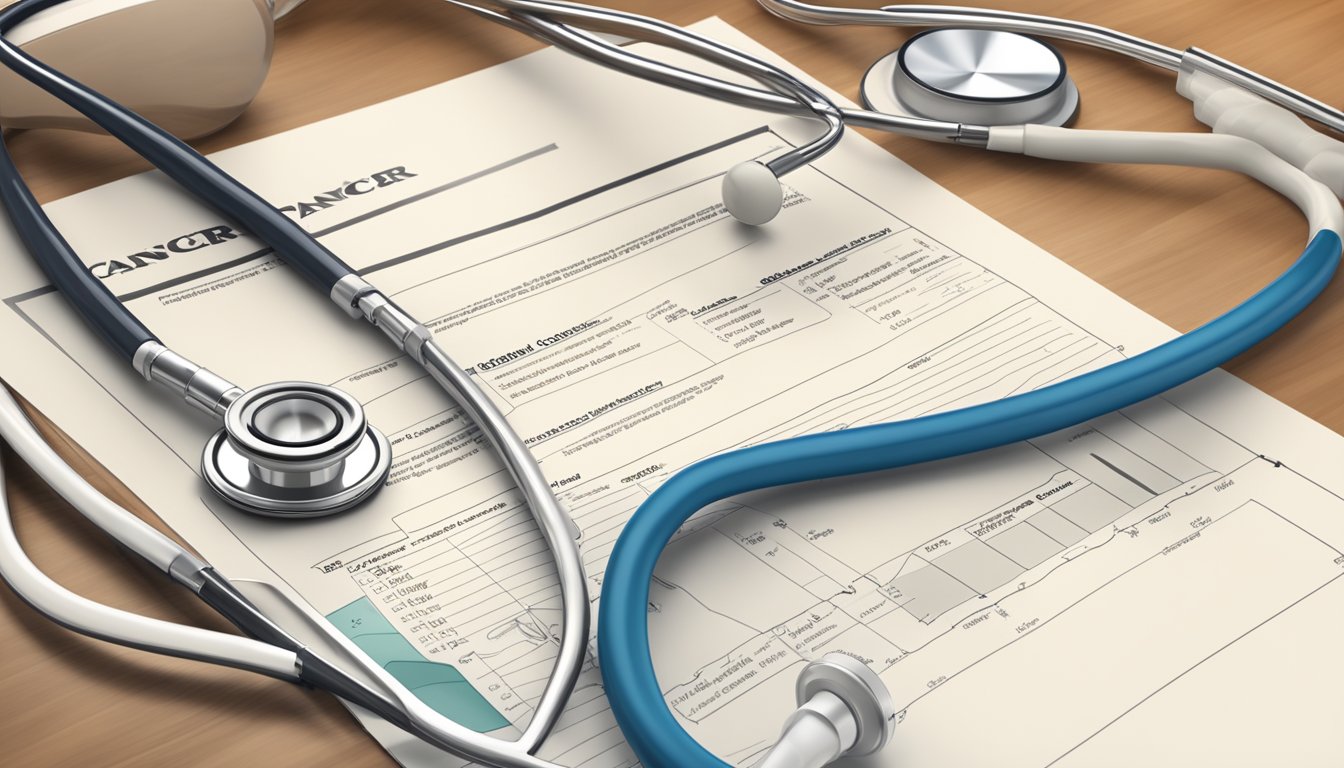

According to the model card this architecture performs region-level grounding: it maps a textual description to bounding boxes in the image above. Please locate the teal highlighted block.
[327,597,509,732]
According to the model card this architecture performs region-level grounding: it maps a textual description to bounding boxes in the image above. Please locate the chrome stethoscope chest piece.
[202,382,391,518]
[862,28,1079,127]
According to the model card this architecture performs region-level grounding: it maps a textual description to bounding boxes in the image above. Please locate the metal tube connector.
[132,341,242,419]
[329,274,433,362]
[355,292,434,364]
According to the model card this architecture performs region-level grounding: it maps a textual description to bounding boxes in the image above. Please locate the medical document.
[1,18,1341,767]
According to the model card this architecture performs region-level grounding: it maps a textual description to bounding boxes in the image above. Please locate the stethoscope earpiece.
[201,382,391,518]
[863,28,1079,127]
[723,161,784,225]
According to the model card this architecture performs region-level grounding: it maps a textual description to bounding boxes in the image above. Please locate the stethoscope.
[0,1,1340,767]
[0,0,590,764]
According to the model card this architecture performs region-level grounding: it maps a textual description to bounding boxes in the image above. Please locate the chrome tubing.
[332,275,587,754]
[467,0,846,173]
[418,342,589,751]
[758,0,1181,66]
[447,0,984,144]
[757,1,1344,136]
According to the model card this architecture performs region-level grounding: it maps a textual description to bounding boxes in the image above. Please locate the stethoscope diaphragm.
[201,382,392,518]
[862,28,1079,127]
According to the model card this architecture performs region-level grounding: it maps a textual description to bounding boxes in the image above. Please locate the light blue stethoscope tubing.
[599,228,1342,768]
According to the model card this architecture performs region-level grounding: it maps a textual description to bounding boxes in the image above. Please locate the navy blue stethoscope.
[0,1,1339,767]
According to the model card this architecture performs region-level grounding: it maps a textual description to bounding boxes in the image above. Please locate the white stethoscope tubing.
[0,388,299,679]
[0,388,187,574]
[0,381,564,767]
[988,126,1344,237]
[0,490,298,679]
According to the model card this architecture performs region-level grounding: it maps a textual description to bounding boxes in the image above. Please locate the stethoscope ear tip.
[201,382,392,518]
[723,161,784,225]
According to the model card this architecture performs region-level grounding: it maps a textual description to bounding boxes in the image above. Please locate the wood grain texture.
[1,1,1341,765]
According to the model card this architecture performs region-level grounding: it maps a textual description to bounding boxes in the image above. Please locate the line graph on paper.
[640,396,1344,766]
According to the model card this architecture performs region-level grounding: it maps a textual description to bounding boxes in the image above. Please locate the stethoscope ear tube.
[0,136,154,362]
[0,0,359,359]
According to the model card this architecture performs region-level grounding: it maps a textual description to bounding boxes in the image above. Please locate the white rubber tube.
[1178,68,1344,199]
[985,125,1344,238]
[0,449,300,679]
[0,381,566,766]
[0,384,187,572]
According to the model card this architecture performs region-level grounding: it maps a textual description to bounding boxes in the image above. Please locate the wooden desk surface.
[2,1,1342,765]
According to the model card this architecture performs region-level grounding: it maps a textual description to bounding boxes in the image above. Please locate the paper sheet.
[2,18,1342,767]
